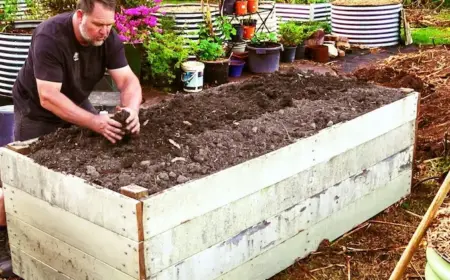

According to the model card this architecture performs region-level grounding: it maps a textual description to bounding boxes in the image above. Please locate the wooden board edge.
[137,201,147,279]
[216,171,412,280]
[0,148,142,242]
[4,138,39,155]
[10,245,73,280]
[4,185,141,279]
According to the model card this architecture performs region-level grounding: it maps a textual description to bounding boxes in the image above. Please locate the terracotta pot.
[235,0,248,15]
[307,45,329,63]
[248,0,258,13]
[243,25,255,40]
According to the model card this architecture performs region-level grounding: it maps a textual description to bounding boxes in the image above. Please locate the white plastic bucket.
[181,61,205,93]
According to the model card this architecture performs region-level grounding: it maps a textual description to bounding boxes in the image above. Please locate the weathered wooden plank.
[144,121,414,273]
[217,171,411,280]
[11,246,72,280]
[7,216,136,280]
[0,148,140,242]
[3,185,140,279]
[149,150,412,280]
[143,93,418,239]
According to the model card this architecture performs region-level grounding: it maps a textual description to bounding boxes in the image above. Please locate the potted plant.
[246,31,282,73]
[278,20,306,63]
[144,30,190,91]
[191,38,230,85]
[235,0,247,15]
[114,3,161,80]
[242,16,257,40]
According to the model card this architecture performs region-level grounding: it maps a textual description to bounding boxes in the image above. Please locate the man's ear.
[75,10,84,22]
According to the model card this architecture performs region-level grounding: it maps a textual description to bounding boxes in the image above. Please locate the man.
[0,0,143,276]
[13,0,142,143]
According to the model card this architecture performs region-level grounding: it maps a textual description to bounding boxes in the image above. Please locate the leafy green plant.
[250,32,278,46]
[0,0,18,32]
[143,31,190,86]
[278,20,308,46]
[216,16,236,41]
[191,39,225,61]
[298,20,332,34]
[39,0,77,17]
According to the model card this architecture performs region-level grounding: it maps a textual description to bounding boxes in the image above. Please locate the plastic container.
[222,0,236,15]
[295,43,305,59]
[248,0,258,13]
[246,43,282,73]
[307,45,329,63]
[235,0,248,15]
[281,46,297,63]
[426,247,450,280]
[231,24,244,42]
[243,25,255,39]
[229,60,245,77]
[203,59,230,85]
[231,42,247,53]
[0,105,14,147]
[181,61,205,93]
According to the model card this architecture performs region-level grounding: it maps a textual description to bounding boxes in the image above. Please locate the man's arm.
[37,79,125,143]
[109,65,142,112]
[108,66,142,134]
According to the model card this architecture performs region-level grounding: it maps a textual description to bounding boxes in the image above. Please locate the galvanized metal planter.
[0,31,33,96]
[275,3,331,23]
[331,3,402,48]
[153,4,222,43]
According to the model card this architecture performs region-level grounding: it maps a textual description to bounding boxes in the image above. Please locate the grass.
[411,26,450,44]
[435,9,450,20]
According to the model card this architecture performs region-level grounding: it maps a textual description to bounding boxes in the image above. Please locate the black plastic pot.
[295,43,305,60]
[281,46,297,63]
[247,42,282,73]
[222,0,237,15]
[231,24,244,42]
[202,59,230,85]
[242,19,257,27]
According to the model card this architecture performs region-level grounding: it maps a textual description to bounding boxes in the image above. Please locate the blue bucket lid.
[0,105,14,113]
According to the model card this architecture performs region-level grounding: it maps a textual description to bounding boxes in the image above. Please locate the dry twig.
[368,220,416,228]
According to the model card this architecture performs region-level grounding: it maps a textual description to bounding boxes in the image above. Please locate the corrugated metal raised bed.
[275,2,331,22]
[0,32,32,96]
[331,3,402,47]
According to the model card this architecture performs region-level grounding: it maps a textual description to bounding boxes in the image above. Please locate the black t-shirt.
[13,12,128,122]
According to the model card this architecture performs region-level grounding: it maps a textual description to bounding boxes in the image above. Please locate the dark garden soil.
[27,70,404,195]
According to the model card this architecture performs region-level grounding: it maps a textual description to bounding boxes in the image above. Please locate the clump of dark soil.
[28,70,405,195]
[112,109,131,136]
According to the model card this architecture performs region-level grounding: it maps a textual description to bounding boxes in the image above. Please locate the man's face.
[77,3,115,46]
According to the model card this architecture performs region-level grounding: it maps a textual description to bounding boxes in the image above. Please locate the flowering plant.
[114,3,162,44]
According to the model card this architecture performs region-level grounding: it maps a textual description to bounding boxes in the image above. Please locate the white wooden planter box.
[275,3,331,22]
[0,91,418,280]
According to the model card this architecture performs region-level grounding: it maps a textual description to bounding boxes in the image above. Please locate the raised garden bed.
[0,70,418,279]
[275,3,331,23]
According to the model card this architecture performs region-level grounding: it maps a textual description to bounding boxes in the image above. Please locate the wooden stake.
[389,171,450,280]
[402,9,413,46]
[119,184,149,200]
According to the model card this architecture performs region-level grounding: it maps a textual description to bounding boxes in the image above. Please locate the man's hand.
[91,114,125,144]
[120,107,140,134]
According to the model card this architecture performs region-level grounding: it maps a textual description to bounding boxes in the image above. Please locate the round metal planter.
[0,32,32,96]
[331,3,402,48]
